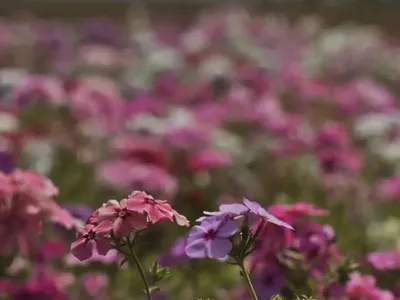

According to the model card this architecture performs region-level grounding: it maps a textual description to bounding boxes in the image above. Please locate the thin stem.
[240,263,259,300]
[128,237,152,300]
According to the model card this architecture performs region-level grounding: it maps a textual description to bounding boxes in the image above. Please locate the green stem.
[128,238,152,300]
[240,263,259,300]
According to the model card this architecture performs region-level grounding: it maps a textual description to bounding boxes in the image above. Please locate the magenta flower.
[70,221,113,261]
[97,199,147,237]
[185,216,238,259]
[367,250,400,271]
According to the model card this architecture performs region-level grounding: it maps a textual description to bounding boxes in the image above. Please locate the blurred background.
[1,0,400,299]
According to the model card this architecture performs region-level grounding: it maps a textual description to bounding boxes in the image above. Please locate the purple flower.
[198,198,293,230]
[158,236,190,267]
[185,216,238,260]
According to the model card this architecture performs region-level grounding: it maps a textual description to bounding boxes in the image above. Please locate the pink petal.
[71,239,94,261]
[97,206,118,220]
[125,198,147,212]
[147,205,168,224]
[112,217,132,238]
[95,237,111,256]
[94,220,113,234]
[127,213,148,230]
[173,211,190,226]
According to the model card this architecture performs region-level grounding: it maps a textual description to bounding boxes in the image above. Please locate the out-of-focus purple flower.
[158,236,190,267]
[185,216,238,259]
[317,149,361,175]
[64,204,93,221]
[0,151,15,173]
[252,260,286,300]
[80,20,120,46]
[367,250,400,271]
[354,78,396,113]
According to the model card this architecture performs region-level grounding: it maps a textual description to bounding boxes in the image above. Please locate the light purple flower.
[185,216,238,260]
[197,198,293,230]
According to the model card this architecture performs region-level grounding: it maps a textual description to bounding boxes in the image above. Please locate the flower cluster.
[0,169,77,256]
[71,191,189,261]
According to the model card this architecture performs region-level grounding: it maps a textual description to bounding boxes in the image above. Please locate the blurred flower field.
[0,6,400,300]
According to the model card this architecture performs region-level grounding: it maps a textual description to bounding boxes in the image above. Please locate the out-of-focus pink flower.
[37,240,66,262]
[97,199,147,237]
[82,273,109,297]
[68,82,125,134]
[98,160,177,197]
[188,150,232,171]
[70,221,113,261]
[367,250,400,271]
[317,149,361,175]
[314,122,350,151]
[269,202,328,219]
[345,273,394,300]
[111,135,167,167]
[0,170,77,256]
[79,45,120,68]
[9,76,65,106]
[377,176,400,200]
[127,191,189,226]
[354,78,396,112]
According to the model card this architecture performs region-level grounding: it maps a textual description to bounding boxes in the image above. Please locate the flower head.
[70,221,113,261]
[185,216,238,259]
[97,199,147,238]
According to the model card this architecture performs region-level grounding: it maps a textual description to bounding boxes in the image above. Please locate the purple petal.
[206,238,232,259]
[243,198,262,214]
[216,220,238,238]
[185,240,207,258]
[259,209,294,230]
[219,203,248,215]
[199,216,223,231]
[187,226,207,245]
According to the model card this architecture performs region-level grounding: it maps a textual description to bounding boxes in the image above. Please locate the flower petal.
[216,220,238,238]
[185,239,207,258]
[219,203,248,215]
[187,226,207,245]
[259,209,294,230]
[127,213,148,230]
[206,238,232,259]
[96,237,111,256]
[71,238,94,261]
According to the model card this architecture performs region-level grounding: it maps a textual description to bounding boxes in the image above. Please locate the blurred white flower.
[23,139,54,175]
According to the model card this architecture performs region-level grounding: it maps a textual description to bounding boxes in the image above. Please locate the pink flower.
[9,76,65,106]
[377,176,400,200]
[346,273,394,300]
[367,250,400,271]
[97,199,147,237]
[82,273,109,297]
[188,150,232,171]
[70,221,113,261]
[127,191,189,226]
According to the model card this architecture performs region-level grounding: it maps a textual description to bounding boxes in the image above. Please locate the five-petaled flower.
[185,216,238,259]
[127,191,189,226]
[97,199,147,237]
[70,221,113,261]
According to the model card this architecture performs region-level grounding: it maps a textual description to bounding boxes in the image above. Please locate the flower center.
[87,230,96,240]
[118,209,127,218]
[204,229,217,240]
[144,196,155,204]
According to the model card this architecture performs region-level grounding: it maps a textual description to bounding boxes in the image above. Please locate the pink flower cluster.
[71,191,189,261]
[0,169,77,256]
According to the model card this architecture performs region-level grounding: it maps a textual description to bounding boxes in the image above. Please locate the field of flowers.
[0,7,400,300]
